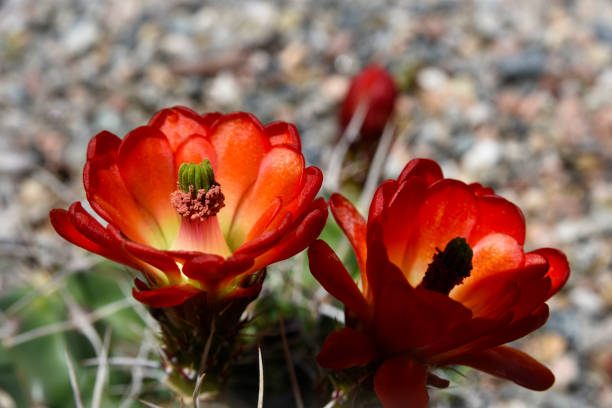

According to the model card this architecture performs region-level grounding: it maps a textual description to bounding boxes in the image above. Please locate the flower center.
[170,160,225,220]
[170,160,231,257]
[418,237,473,295]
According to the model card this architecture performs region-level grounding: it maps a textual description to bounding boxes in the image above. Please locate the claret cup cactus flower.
[50,106,327,394]
[309,158,570,408]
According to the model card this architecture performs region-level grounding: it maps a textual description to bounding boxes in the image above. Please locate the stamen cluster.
[170,184,225,221]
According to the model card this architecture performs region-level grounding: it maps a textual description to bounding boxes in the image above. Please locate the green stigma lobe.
[419,237,473,295]
[178,159,215,193]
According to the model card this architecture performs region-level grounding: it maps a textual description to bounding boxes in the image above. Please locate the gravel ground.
[1,0,611,407]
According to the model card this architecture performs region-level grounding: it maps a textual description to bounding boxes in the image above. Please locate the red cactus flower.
[50,106,327,308]
[309,158,570,408]
[339,64,398,140]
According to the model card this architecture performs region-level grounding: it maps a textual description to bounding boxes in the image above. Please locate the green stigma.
[178,160,216,193]
[419,237,473,295]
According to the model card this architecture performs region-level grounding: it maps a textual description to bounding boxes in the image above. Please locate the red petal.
[264,121,301,150]
[445,345,555,391]
[470,195,526,246]
[374,279,448,352]
[438,304,550,361]
[132,281,201,308]
[530,248,570,300]
[173,134,218,175]
[181,253,225,282]
[400,179,478,286]
[420,317,503,358]
[397,158,443,186]
[374,357,429,408]
[117,126,179,244]
[330,193,368,276]
[223,254,255,277]
[149,106,211,151]
[84,131,166,247]
[364,223,403,302]
[234,213,293,258]
[209,113,270,234]
[201,112,223,128]
[381,177,428,271]
[506,254,552,320]
[468,182,495,197]
[50,207,136,269]
[278,166,323,224]
[414,287,472,325]
[229,145,304,247]
[367,179,397,227]
[87,130,121,160]
[316,328,377,370]
[308,240,370,323]
[251,199,327,269]
[107,225,180,283]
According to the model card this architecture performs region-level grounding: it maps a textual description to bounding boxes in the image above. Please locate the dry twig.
[278,308,304,408]
[64,349,84,408]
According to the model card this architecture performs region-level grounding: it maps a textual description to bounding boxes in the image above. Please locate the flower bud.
[339,64,398,141]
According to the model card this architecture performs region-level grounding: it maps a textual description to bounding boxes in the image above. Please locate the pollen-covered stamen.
[418,237,473,295]
[170,160,225,220]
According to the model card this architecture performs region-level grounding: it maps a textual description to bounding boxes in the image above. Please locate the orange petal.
[84,131,166,247]
[308,240,370,323]
[209,113,270,236]
[470,195,526,246]
[445,345,555,391]
[400,179,478,286]
[245,197,283,241]
[173,135,218,176]
[229,145,304,248]
[117,126,179,246]
[316,328,377,370]
[452,233,525,300]
[330,193,368,277]
[149,106,211,151]
[374,357,429,408]
[453,272,521,319]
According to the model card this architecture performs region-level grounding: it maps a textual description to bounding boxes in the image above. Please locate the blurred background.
[1,0,611,407]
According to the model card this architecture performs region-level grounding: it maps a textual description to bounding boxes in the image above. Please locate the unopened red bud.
[339,64,398,141]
